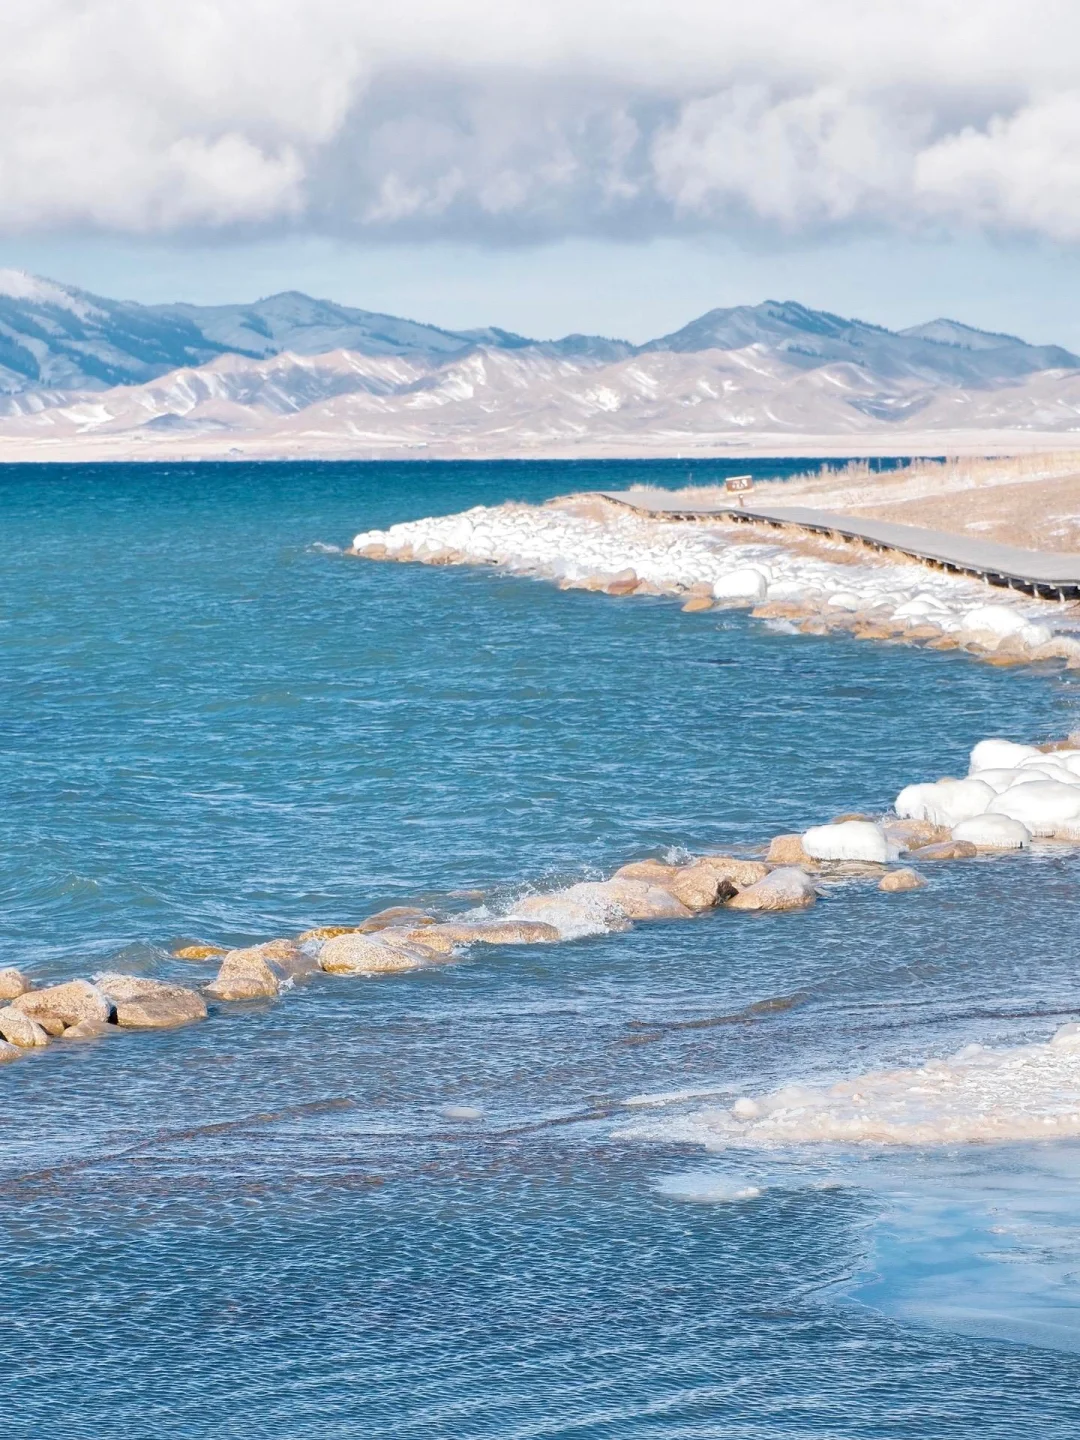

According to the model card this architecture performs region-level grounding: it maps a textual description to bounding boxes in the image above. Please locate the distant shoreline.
[3,429,1080,465]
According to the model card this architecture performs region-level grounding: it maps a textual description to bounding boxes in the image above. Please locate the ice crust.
[350,498,1080,662]
[633,1024,1080,1148]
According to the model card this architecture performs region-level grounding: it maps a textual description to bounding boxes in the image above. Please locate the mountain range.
[1,269,1079,460]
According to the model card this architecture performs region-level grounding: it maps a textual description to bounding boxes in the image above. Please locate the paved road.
[595,490,1080,599]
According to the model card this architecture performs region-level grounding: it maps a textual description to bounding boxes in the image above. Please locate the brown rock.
[751,601,805,619]
[666,864,736,912]
[0,1041,21,1064]
[12,979,112,1028]
[602,879,692,921]
[613,859,679,883]
[296,926,360,943]
[765,834,815,866]
[96,974,208,1029]
[681,596,714,613]
[909,839,978,860]
[357,907,436,933]
[853,624,894,641]
[692,856,770,889]
[831,812,876,824]
[318,932,436,974]
[605,571,640,596]
[926,636,959,650]
[726,867,818,911]
[205,947,280,1001]
[884,818,952,849]
[172,944,227,961]
[0,1006,50,1048]
[357,542,388,559]
[904,624,943,641]
[60,1019,112,1041]
[878,868,927,893]
[0,968,30,1000]
[31,1012,67,1037]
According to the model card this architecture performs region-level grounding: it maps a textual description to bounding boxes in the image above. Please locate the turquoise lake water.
[3,459,1080,1436]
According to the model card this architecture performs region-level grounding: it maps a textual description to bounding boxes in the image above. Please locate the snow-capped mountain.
[0,270,628,395]
[2,269,1080,460]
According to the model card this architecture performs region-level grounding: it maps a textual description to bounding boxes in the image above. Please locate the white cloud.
[3,1,1080,243]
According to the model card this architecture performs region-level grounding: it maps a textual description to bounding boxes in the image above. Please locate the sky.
[5,0,1080,345]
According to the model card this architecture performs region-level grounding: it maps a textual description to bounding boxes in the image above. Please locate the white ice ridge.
[350,499,1080,663]
[628,1024,1080,1149]
[895,736,1080,841]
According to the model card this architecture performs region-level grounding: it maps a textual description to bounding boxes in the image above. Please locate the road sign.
[725,474,754,494]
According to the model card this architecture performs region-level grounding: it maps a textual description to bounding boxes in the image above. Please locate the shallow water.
[3,459,1080,1436]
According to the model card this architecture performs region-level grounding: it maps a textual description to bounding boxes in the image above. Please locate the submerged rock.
[0,1006,50,1047]
[0,1041,21,1064]
[878,868,927,893]
[412,920,562,953]
[12,979,112,1029]
[59,1019,112,1041]
[96,974,208,1028]
[0,968,30,1000]
[318,932,436,974]
[357,907,437,933]
[205,948,280,1001]
[296,926,359,943]
[908,839,978,860]
[726,867,817,911]
[173,944,227,961]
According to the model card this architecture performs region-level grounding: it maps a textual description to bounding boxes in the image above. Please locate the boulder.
[605,570,640,596]
[296,926,360,943]
[0,1007,50,1047]
[713,568,768,602]
[205,948,280,1001]
[969,738,1040,772]
[878,868,927,893]
[765,834,815,866]
[681,596,713,613]
[613,859,679,883]
[96,974,208,1028]
[12,979,112,1029]
[0,968,30,1000]
[408,920,561,954]
[691,856,769,890]
[318,932,436,974]
[357,907,436,933]
[951,815,1031,850]
[883,819,951,849]
[172,944,227,961]
[987,780,1080,836]
[802,821,889,864]
[59,1020,112,1041]
[908,839,978,860]
[0,1041,21,1064]
[894,778,994,828]
[726,867,817,911]
[601,879,693,921]
[664,863,736,912]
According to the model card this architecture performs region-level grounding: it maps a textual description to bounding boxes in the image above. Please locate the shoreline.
[4,430,1080,465]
